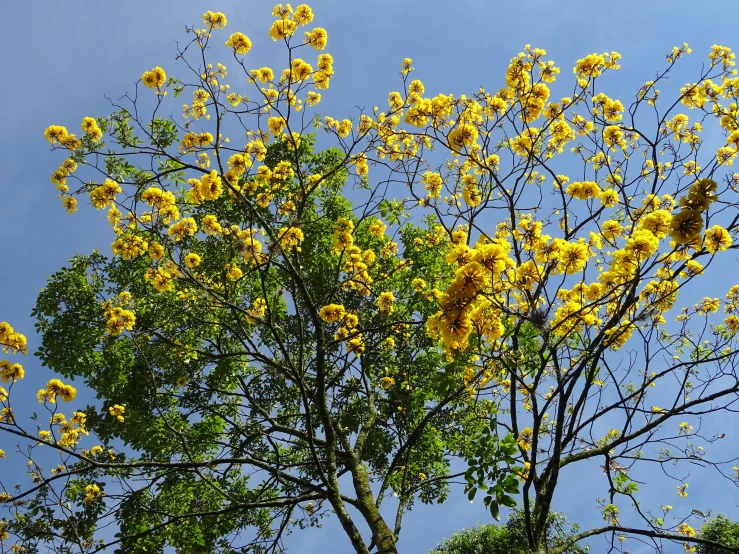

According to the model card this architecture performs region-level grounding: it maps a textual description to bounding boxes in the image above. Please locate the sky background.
[1,1,738,553]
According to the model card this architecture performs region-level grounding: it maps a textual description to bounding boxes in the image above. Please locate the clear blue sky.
[1,1,738,553]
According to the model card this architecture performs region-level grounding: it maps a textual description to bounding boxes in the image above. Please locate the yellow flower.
[566,181,601,200]
[83,484,103,504]
[71,411,86,426]
[149,241,165,260]
[448,123,479,150]
[268,116,287,134]
[105,306,136,335]
[225,32,251,54]
[293,4,314,25]
[695,297,719,315]
[306,91,321,106]
[669,210,704,244]
[45,379,77,402]
[304,27,328,50]
[251,67,274,83]
[462,182,482,208]
[198,171,223,201]
[412,278,427,292]
[44,125,68,145]
[81,117,103,140]
[518,427,534,450]
[574,53,606,82]
[319,304,346,323]
[377,292,395,315]
[62,196,78,214]
[141,67,167,90]
[379,376,395,390]
[677,483,688,498]
[278,226,305,250]
[111,233,148,260]
[599,188,619,207]
[0,323,27,355]
[184,253,201,268]
[168,217,198,242]
[108,405,125,423]
[288,60,314,84]
[225,263,243,281]
[269,19,297,41]
[705,225,732,253]
[0,362,24,383]
[202,10,227,29]
[201,215,223,235]
[368,219,387,239]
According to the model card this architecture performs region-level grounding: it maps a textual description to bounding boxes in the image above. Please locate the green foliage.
[698,516,739,554]
[429,509,587,554]
[463,416,520,521]
[14,132,496,553]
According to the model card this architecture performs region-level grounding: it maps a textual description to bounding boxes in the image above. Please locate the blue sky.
[1,1,738,553]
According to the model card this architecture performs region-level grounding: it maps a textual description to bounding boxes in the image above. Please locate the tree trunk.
[349,459,398,554]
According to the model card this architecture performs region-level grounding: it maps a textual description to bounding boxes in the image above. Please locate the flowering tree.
[2,4,739,554]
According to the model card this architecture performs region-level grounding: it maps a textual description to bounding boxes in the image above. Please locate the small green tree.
[698,516,739,554]
[429,509,587,554]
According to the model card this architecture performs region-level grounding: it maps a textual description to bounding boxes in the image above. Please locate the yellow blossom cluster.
[669,178,719,244]
[83,483,103,504]
[427,238,512,353]
[328,218,380,297]
[111,233,148,260]
[0,360,24,384]
[246,298,268,324]
[277,226,304,250]
[141,66,167,92]
[0,321,27,355]
[37,378,77,403]
[90,178,122,210]
[141,186,180,224]
[377,292,395,315]
[0,322,27,389]
[231,227,265,264]
[180,131,214,153]
[379,376,395,390]
[108,404,126,423]
[81,116,103,141]
[144,263,180,292]
[102,297,136,335]
[43,124,81,150]
[225,32,251,55]
[319,303,346,324]
[45,411,89,448]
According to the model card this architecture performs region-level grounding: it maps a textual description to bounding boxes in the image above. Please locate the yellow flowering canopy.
[3,5,739,554]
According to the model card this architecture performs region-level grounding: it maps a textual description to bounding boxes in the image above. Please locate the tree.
[429,508,587,554]
[1,7,492,554]
[2,4,739,554]
[698,516,739,554]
